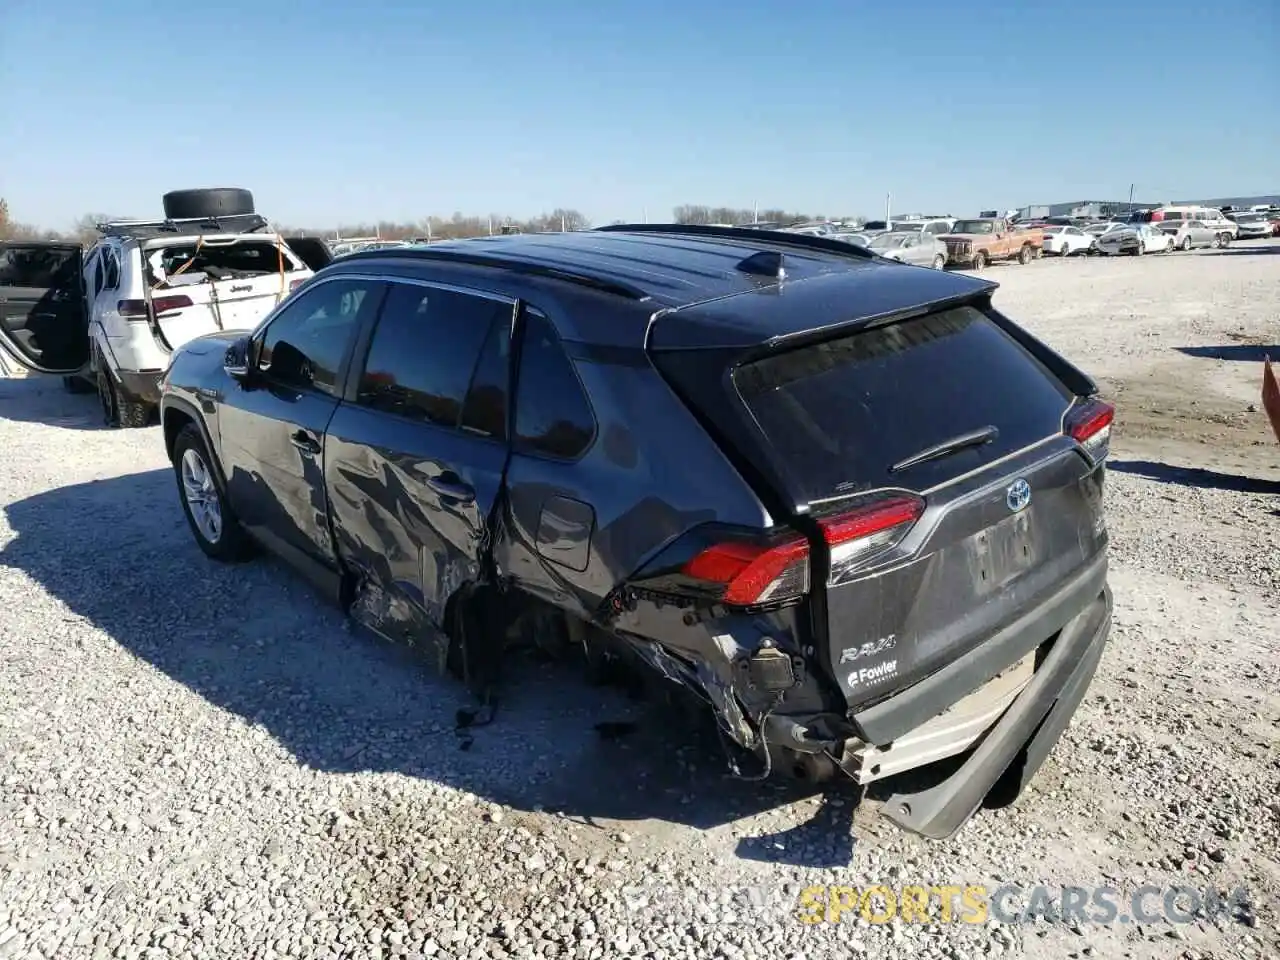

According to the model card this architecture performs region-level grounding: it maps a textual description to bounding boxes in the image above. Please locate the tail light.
[152,295,193,316]
[1065,398,1114,462]
[682,494,926,606]
[119,296,193,319]
[823,496,925,587]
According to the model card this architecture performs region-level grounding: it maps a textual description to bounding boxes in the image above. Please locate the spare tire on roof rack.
[162,188,255,220]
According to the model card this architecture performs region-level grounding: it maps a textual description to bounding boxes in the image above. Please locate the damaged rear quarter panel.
[494,348,773,614]
[495,347,841,742]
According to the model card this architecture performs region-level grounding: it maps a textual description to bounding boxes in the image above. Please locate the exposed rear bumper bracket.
[877,586,1111,839]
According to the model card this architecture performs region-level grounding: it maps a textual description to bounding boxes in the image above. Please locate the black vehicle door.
[0,242,89,375]
[283,236,334,272]
[323,278,514,658]
[219,276,386,580]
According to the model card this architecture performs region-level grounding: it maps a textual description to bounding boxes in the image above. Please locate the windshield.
[1043,226,1065,234]
[1086,223,1116,234]
[951,220,996,234]
[1233,213,1264,223]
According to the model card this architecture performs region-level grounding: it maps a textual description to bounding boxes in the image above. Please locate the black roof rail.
[336,245,651,301]
[98,213,270,239]
[594,222,876,261]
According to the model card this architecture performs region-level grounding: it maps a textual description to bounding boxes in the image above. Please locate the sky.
[1,0,1277,230]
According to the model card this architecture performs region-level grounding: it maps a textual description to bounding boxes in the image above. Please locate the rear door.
[323,278,515,651]
[0,242,89,374]
[141,236,307,349]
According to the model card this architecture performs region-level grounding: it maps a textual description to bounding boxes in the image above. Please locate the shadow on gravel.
[0,377,107,430]
[1176,344,1278,362]
[1108,459,1280,494]
[1200,245,1280,256]
[1,469,850,856]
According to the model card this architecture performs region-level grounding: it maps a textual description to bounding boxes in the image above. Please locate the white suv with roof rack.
[0,188,332,427]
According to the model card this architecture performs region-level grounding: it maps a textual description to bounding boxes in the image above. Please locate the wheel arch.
[161,397,225,488]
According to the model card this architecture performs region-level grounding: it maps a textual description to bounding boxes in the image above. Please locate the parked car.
[942,218,1043,269]
[831,232,875,247]
[1148,205,1238,241]
[1040,226,1095,257]
[1155,219,1227,252]
[890,218,955,238]
[150,223,1114,840]
[1228,212,1274,239]
[867,231,948,268]
[0,189,330,426]
[1095,223,1176,256]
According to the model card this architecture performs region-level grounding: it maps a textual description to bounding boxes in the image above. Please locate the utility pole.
[885,192,891,225]
[1127,183,1135,214]
[488,216,493,236]
[753,200,759,224]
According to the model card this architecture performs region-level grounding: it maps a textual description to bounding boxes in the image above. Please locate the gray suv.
[156,224,1114,839]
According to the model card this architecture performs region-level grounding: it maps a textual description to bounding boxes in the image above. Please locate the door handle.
[426,475,475,502]
[289,431,321,456]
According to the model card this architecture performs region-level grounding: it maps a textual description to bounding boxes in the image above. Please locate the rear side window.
[514,310,595,459]
[357,283,509,428]
[733,305,1074,498]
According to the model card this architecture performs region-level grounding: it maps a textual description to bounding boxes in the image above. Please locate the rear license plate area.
[970,512,1036,596]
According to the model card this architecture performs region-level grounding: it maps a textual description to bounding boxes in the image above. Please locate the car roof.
[333,225,994,350]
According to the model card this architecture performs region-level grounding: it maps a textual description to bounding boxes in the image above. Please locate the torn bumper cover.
[853,572,1112,840]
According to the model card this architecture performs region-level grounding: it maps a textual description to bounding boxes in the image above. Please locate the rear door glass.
[0,245,80,289]
[356,283,509,427]
[733,305,1073,499]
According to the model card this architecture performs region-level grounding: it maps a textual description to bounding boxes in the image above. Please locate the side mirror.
[223,336,254,382]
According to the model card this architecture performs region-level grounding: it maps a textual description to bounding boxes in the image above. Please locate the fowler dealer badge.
[848,658,898,689]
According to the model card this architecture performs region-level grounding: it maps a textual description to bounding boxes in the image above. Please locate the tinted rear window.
[733,305,1073,498]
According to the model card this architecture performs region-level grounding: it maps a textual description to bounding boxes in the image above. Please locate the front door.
[323,278,515,659]
[0,242,89,375]
[218,276,386,578]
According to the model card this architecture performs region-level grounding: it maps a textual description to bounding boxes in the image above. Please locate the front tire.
[971,251,987,271]
[1018,244,1033,265]
[932,254,945,270]
[172,424,254,562]
[1180,235,1192,251]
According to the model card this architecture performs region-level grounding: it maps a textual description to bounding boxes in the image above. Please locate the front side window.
[356,282,509,428]
[514,310,595,459]
[258,277,380,395]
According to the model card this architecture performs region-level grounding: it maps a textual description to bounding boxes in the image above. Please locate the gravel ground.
[1,239,1277,960]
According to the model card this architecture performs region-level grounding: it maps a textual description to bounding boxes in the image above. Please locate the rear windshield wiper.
[890,425,999,474]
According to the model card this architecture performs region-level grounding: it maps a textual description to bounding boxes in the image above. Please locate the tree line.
[0,197,847,245]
